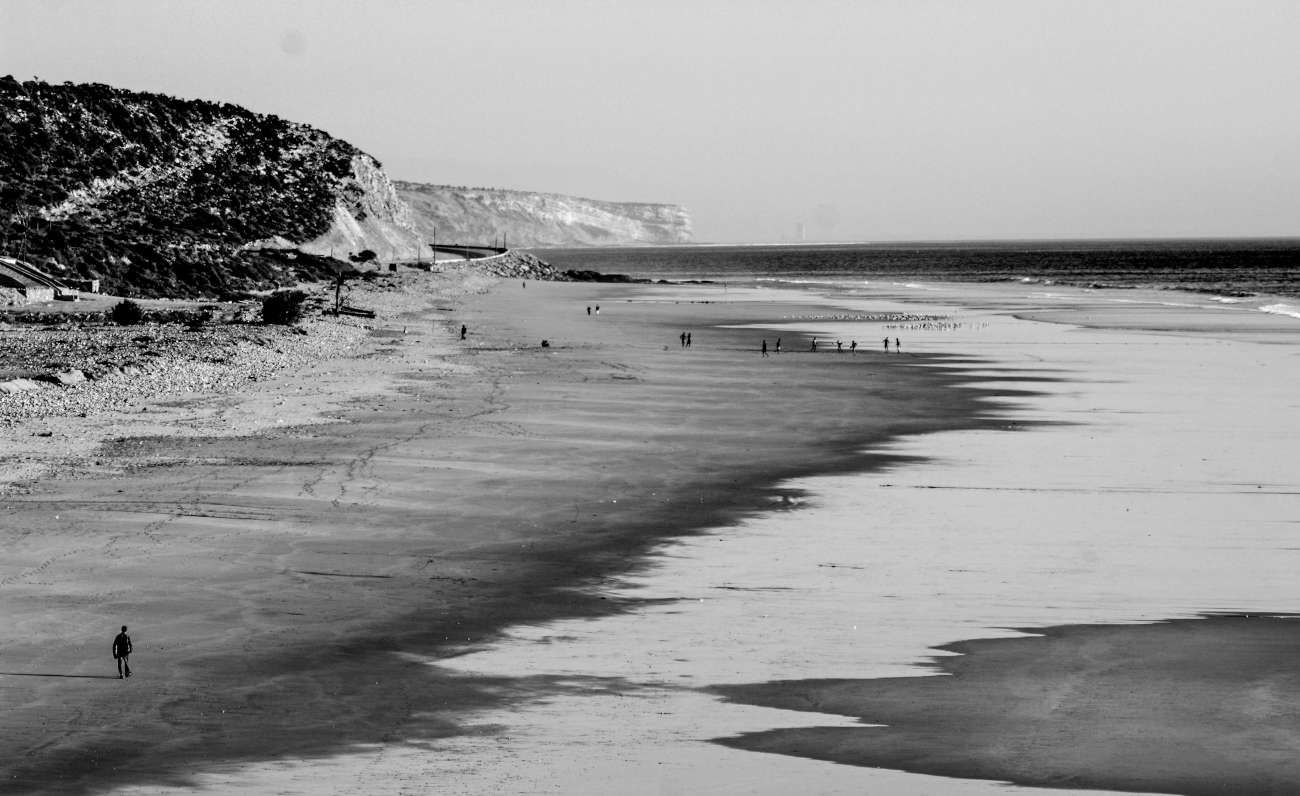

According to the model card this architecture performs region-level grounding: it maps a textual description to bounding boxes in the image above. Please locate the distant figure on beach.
[680,331,687,348]
[762,340,768,357]
[810,338,818,352]
[587,306,592,316]
[686,332,692,348]
[595,305,600,315]
[895,337,901,351]
[775,338,781,353]
[883,337,890,351]
[836,340,843,353]
[850,340,857,353]
[112,625,132,679]
[461,324,468,340]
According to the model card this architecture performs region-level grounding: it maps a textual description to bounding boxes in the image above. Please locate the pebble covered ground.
[0,253,554,426]
[0,304,368,425]
[0,256,555,499]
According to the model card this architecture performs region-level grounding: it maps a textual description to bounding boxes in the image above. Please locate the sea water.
[538,238,1300,299]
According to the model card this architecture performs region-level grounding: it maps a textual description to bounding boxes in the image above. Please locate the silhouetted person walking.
[686,332,691,348]
[113,626,132,679]
[850,340,857,353]
[775,338,781,353]
[587,306,592,316]
[461,324,467,340]
[895,337,901,351]
[883,337,890,351]
[680,331,687,348]
[761,340,768,357]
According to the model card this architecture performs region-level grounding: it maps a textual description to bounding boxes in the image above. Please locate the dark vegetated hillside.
[0,77,362,297]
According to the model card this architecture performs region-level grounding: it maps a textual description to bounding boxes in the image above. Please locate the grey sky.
[3,0,1298,242]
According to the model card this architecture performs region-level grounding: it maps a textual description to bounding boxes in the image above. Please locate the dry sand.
[0,271,1013,793]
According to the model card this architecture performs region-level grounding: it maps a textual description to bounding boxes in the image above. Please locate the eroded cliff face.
[395,182,692,247]
[294,155,423,260]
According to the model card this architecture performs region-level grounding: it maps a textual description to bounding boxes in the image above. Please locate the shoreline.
[0,272,1023,792]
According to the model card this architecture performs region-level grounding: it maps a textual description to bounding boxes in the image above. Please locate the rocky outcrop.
[395,183,692,248]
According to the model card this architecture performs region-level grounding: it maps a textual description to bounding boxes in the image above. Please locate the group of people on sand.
[679,331,693,348]
[763,337,902,355]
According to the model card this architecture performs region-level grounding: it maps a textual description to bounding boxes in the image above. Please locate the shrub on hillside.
[261,289,308,325]
[110,299,145,325]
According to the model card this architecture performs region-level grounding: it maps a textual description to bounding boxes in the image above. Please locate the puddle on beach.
[112,284,1299,795]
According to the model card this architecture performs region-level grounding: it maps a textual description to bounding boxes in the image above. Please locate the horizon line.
[528,234,1300,251]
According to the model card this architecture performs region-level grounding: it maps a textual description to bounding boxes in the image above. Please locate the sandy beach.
[2,267,1298,794]
[157,274,1295,796]
[0,268,1014,793]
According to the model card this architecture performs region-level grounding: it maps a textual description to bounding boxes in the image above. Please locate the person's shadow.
[0,672,121,679]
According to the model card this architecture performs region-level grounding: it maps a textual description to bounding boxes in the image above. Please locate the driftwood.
[335,306,376,319]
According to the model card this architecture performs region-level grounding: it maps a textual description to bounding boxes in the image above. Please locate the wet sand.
[691,281,1300,795]
[0,275,1016,793]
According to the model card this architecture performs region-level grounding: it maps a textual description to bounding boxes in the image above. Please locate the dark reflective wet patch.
[712,614,1300,795]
